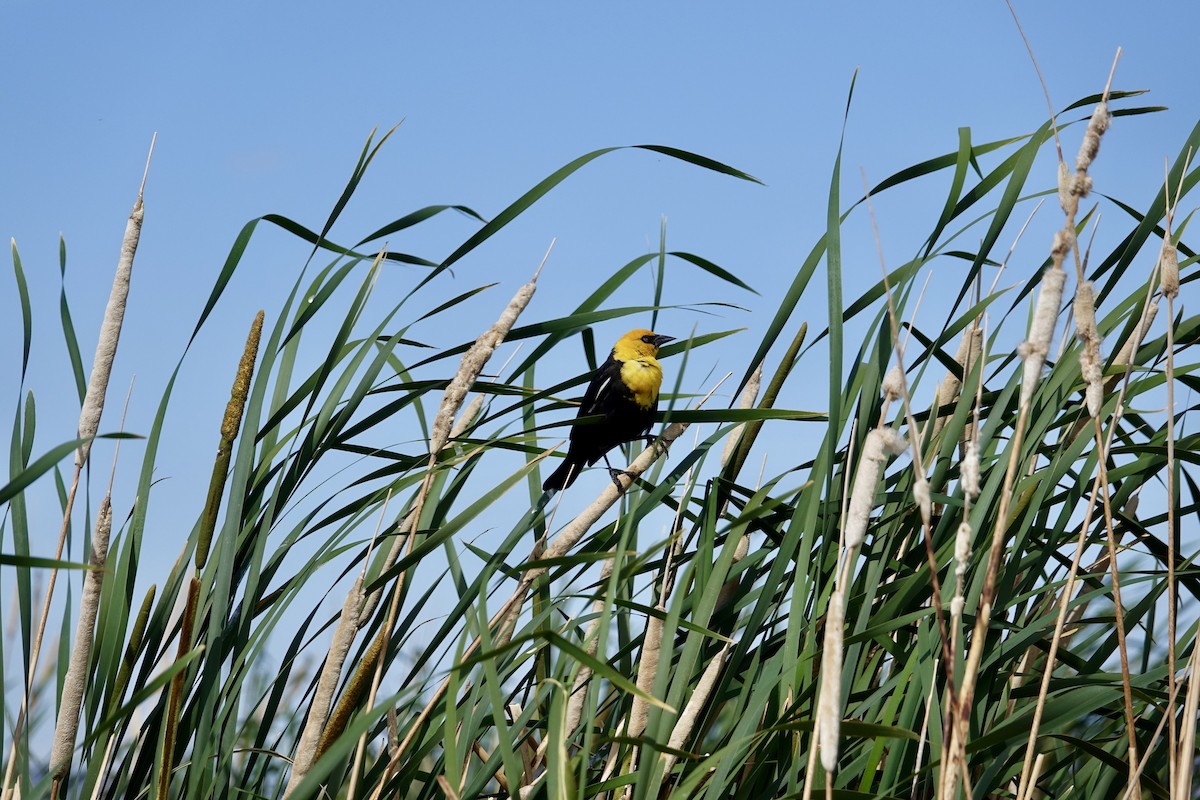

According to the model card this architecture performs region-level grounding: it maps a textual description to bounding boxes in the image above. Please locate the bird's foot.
[643,434,668,453]
[606,467,637,491]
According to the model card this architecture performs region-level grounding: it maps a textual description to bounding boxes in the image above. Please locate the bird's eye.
[642,335,654,343]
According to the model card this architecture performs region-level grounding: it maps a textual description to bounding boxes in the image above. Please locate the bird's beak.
[652,335,675,348]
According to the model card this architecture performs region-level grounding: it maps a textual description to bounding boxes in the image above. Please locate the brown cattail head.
[1057,162,1072,214]
[1076,102,1110,172]
[1073,282,1104,417]
[1161,243,1180,299]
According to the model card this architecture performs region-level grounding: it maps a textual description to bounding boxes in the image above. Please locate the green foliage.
[3,93,1198,800]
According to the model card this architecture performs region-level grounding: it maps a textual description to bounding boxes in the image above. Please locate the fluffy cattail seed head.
[1057,162,1072,214]
[1161,244,1180,299]
[844,428,908,548]
[882,365,905,402]
[818,590,845,773]
[913,475,932,523]
[954,522,973,566]
[961,440,980,500]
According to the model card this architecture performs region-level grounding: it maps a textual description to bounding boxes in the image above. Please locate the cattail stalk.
[818,590,846,773]
[1160,225,1182,799]
[347,255,547,796]
[1074,282,1103,417]
[2,143,153,800]
[197,311,263,569]
[660,641,731,779]
[720,361,763,467]
[285,575,366,795]
[929,323,983,438]
[844,428,907,549]
[49,498,113,779]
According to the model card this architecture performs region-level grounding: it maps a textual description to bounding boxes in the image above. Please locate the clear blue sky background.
[2,2,1194,683]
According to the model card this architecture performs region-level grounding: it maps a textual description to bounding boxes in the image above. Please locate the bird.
[542,328,674,492]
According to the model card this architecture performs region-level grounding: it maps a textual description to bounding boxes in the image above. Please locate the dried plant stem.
[1121,702,1174,800]
[286,494,389,798]
[1163,287,1179,795]
[944,403,1029,800]
[50,380,134,785]
[1015,423,1114,798]
[861,170,968,800]
[1095,435,1142,795]
[342,262,544,795]
[1,142,152,800]
[1158,155,1185,796]
[1175,638,1200,796]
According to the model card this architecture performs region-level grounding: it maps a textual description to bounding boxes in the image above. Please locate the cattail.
[1112,301,1158,375]
[628,607,664,738]
[845,428,907,549]
[950,596,965,618]
[1057,162,1072,214]
[1161,243,1180,299]
[932,323,982,433]
[818,590,845,773]
[1059,102,1110,218]
[954,522,973,571]
[429,278,536,455]
[1018,265,1067,409]
[721,361,763,467]
[77,194,144,467]
[961,440,980,500]
[662,642,731,777]
[1074,281,1104,417]
[913,474,931,524]
[286,577,366,795]
[50,497,114,777]
[1076,103,1110,173]
[882,365,905,402]
[450,394,484,441]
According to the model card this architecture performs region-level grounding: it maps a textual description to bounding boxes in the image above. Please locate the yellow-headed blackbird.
[542,328,674,491]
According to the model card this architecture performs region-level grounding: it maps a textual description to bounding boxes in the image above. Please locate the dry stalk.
[357,261,542,797]
[2,139,153,800]
[1159,170,1182,798]
[1175,638,1200,796]
[659,641,731,779]
[50,380,135,783]
[951,52,1120,800]
[861,170,965,797]
[285,494,388,797]
[817,590,846,773]
[562,557,617,740]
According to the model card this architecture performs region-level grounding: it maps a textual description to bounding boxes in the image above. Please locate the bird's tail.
[543,455,585,492]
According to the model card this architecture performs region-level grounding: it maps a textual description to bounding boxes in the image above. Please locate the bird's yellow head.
[612,329,674,361]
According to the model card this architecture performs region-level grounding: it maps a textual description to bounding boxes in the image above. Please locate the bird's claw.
[606,466,637,491]
[644,434,668,453]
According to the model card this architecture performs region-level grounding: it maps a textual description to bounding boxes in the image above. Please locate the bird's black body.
[543,330,672,491]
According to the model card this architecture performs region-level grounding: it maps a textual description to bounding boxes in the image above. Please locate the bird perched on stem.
[543,329,674,492]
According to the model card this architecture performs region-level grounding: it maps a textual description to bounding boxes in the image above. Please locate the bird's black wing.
[576,354,627,419]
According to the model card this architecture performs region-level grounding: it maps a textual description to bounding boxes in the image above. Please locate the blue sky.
[2,2,1195,684]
